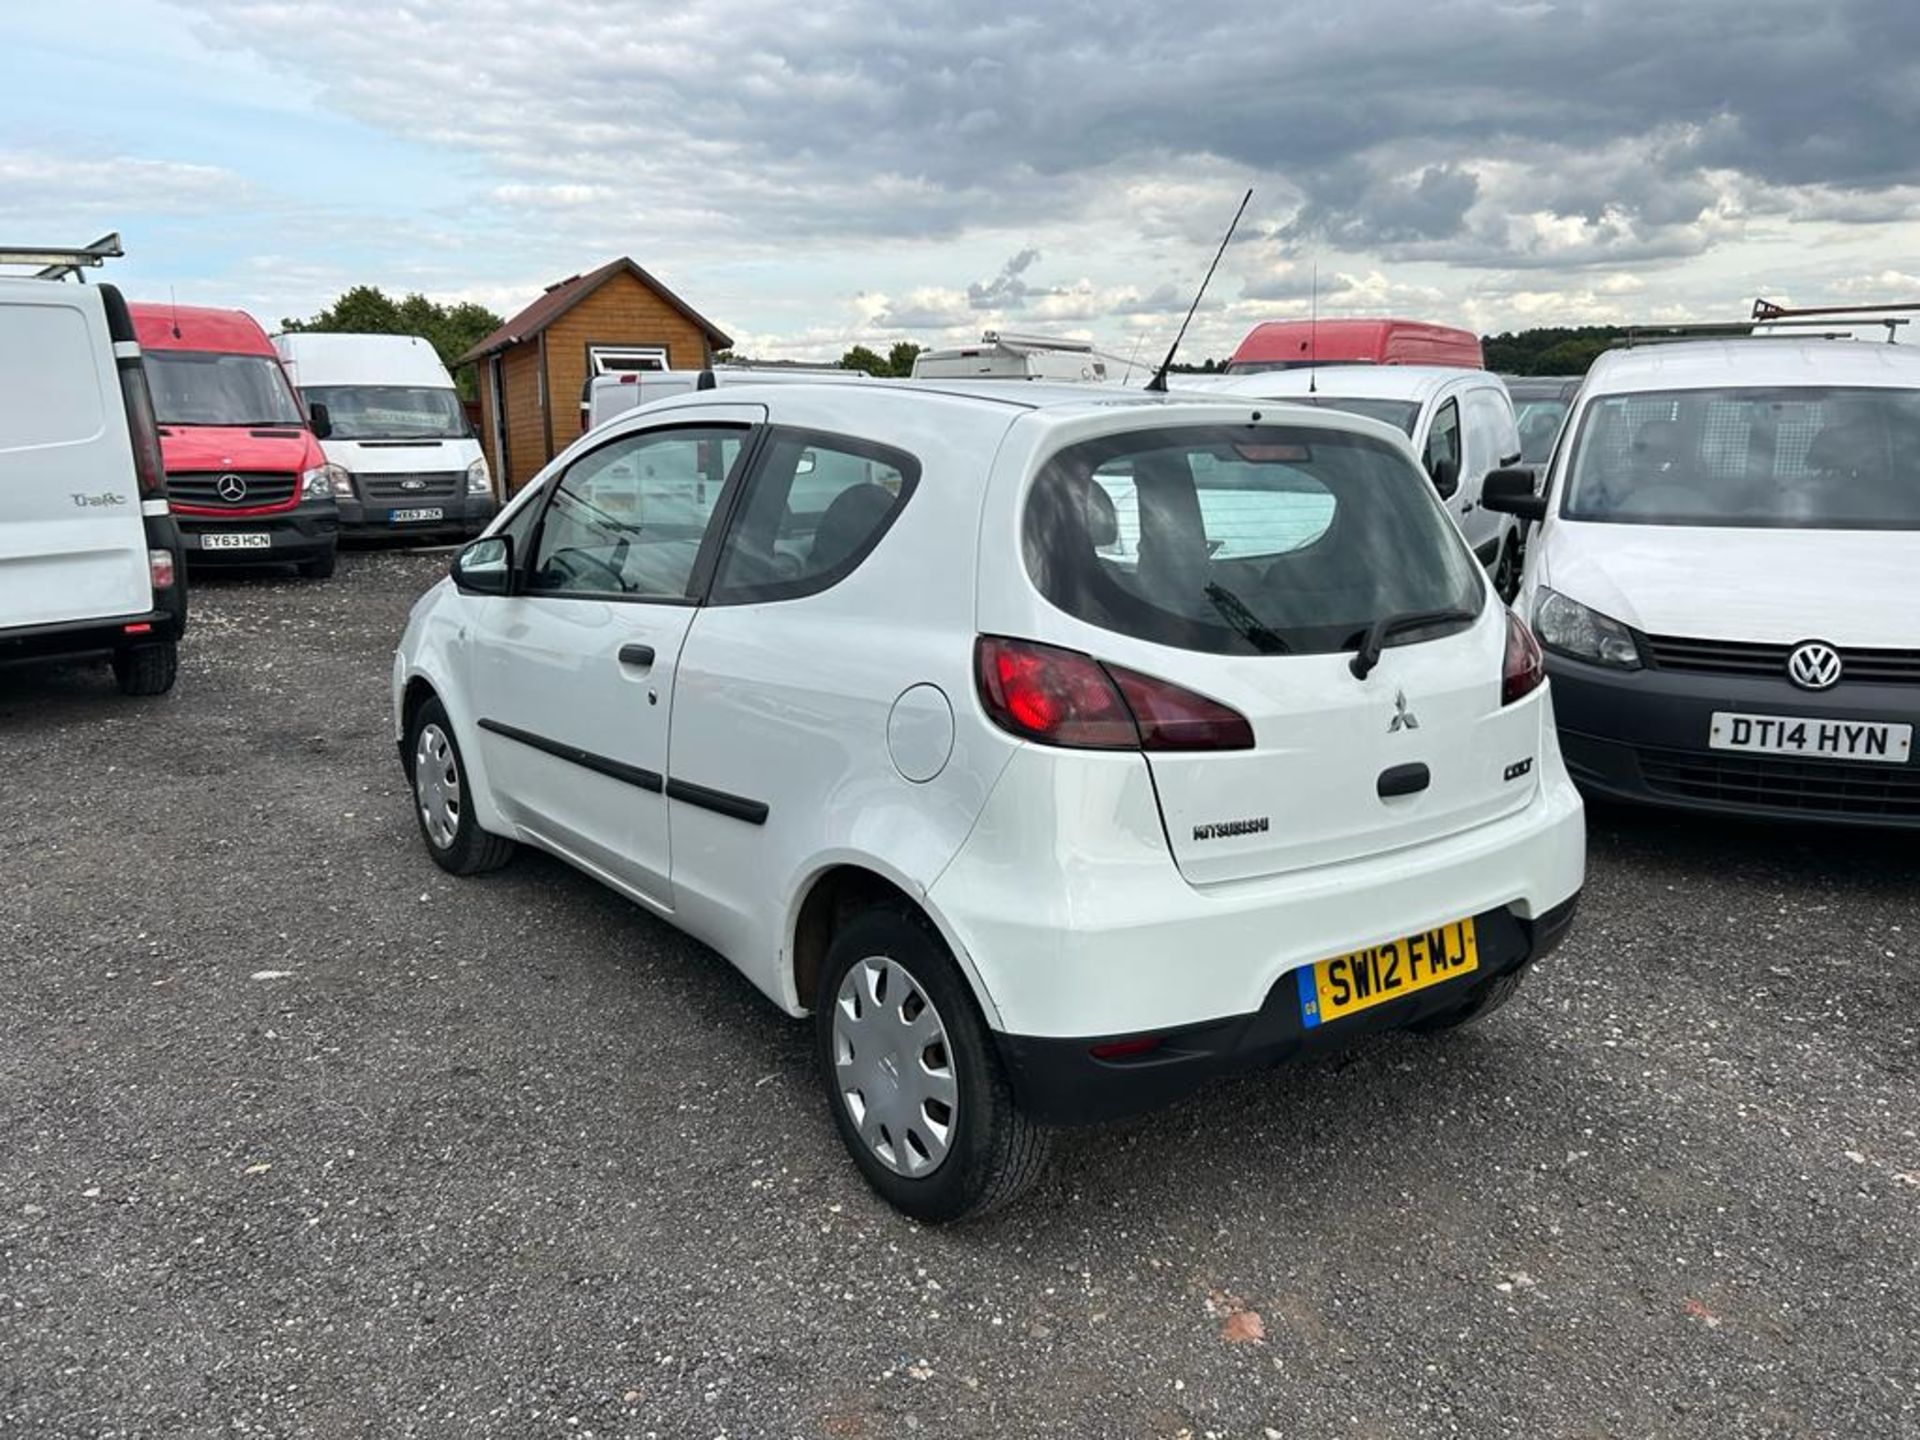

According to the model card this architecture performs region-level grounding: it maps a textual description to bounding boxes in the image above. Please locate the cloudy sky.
[9,0,1919,361]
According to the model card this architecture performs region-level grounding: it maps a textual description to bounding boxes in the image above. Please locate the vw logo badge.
[1787,641,1842,691]
[215,473,248,503]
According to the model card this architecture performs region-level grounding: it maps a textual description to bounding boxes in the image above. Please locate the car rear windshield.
[1024,424,1482,656]
[147,351,304,427]
[1563,385,1920,528]
[303,385,469,440]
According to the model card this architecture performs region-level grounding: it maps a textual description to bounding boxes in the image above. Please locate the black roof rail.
[1751,297,1920,321]
[0,233,123,282]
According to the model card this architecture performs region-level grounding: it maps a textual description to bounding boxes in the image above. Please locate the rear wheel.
[408,697,515,875]
[112,642,177,697]
[1411,967,1526,1033]
[298,545,338,580]
[817,907,1049,1222]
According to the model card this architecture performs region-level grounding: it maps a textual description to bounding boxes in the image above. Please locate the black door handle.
[1377,762,1430,798]
[618,643,655,668]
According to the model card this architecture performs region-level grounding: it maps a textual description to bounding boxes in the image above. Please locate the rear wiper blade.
[1349,606,1479,680]
[1204,582,1290,654]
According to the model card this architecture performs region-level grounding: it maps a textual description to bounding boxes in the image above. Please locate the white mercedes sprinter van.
[274,332,497,542]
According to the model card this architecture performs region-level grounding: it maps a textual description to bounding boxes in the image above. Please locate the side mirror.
[451,535,513,595]
[308,401,332,440]
[1480,466,1549,523]
[1429,455,1460,500]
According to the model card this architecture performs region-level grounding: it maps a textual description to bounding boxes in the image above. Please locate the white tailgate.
[1138,615,1541,884]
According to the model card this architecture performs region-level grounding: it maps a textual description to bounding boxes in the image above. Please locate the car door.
[464,408,763,908]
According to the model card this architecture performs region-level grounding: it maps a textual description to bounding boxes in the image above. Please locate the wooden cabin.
[460,257,733,494]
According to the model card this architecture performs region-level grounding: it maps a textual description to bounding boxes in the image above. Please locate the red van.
[130,304,342,578]
[1228,318,1483,373]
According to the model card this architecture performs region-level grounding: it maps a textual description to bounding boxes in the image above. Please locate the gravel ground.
[2,551,1916,1440]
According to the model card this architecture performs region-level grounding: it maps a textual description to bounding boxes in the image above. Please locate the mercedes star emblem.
[215,473,248,502]
[1787,641,1842,691]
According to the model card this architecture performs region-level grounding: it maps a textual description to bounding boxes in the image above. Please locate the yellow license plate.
[1297,919,1479,1028]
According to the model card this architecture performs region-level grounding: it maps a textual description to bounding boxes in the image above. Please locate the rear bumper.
[337,491,496,541]
[997,895,1580,1126]
[1549,654,1920,826]
[925,733,1585,1047]
[177,500,338,565]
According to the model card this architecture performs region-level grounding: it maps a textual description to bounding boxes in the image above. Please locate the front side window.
[529,426,746,598]
[146,351,304,427]
[1514,398,1571,463]
[1561,386,1920,529]
[712,428,917,602]
[1025,425,1481,656]
[303,385,468,440]
[1422,397,1462,483]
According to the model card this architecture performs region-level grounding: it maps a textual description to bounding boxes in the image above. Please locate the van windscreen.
[1024,424,1481,656]
[147,352,304,427]
[303,385,469,440]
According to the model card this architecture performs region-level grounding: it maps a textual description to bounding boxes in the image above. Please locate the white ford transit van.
[274,332,497,542]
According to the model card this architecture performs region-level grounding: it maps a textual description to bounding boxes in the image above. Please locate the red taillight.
[149,548,176,591]
[974,637,1254,751]
[1089,1035,1164,1061]
[1108,664,1255,751]
[1502,611,1545,705]
[118,360,168,498]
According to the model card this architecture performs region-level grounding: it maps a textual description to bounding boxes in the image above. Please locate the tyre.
[112,642,178,697]
[298,545,338,580]
[407,697,516,876]
[817,906,1050,1222]
[1410,967,1526,1034]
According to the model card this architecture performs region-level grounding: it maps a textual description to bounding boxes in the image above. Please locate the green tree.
[885,341,924,377]
[281,286,504,398]
[838,344,893,377]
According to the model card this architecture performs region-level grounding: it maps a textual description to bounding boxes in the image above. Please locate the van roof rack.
[980,330,1095,354]
[0,233,124,282]
[1750,296,1914,342]
[1616,316,1907,350]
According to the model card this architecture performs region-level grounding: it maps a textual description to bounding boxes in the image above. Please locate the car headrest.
[809,483,897,571]
[1066,474,1119,548]
[1804,426,1869,476]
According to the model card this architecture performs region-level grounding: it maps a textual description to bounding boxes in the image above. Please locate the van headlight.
[303,464,353,500]
[465,457,492,496]
[1533,587,1641,669]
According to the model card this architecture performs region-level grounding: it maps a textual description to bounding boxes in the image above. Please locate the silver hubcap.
[832,956,958,1177]
[414,723,461,849]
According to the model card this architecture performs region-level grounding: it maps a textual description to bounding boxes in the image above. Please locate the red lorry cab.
[1228,318,1483,373]
[129,304,340,576]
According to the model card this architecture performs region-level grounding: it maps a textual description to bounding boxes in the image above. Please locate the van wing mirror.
[451,535,513,595]
[1480,466,1549,523]
[308,401,332,440]
[1428,455,1460,500]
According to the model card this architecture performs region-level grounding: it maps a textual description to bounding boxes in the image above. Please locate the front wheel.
[298,545,338,580]
[407,697,516,876]
[817,907,1050,1222]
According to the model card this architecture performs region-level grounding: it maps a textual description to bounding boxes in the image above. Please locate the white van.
[273,332,496,542]
[582,364,864,434]
[0,271,186,695]
[1202,367,1527,596]
[910,332,1117,383]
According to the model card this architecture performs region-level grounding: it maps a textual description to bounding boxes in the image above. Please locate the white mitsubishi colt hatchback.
[394,381,1586,1220]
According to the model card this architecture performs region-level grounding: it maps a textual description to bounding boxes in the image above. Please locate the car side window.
[1423,397,1462,484]
[709,427,919,603]
[528,426,747,600]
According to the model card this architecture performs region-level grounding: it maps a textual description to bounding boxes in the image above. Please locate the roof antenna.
[169,286,182,339]
[1146,187,1253,392]
[1308,260,1319,393]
